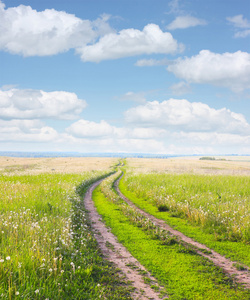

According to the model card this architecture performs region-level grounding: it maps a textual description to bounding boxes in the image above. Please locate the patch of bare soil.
[114,175,250,289]
[84,179,165,300]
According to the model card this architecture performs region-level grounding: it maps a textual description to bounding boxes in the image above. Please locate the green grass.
[121,173,250,243]
[119,174,250,267]
[0,171,133,299]
[93,176,250,299]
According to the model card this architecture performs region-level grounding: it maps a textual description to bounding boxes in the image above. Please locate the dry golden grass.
[126,156,250,175]
[0,156,118,175]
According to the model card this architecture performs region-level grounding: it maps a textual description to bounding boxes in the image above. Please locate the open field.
[1,156,250,299]
[126,156,250,175]
[92,169,250,299]
[121,172,250,242]
[0,157,118,175]
[0,158,134,299]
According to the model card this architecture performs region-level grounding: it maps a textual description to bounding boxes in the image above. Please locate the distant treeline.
[199,157,227,161]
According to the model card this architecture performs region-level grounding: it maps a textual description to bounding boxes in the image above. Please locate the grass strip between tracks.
[92,183,250,300]
[119,177,250,268]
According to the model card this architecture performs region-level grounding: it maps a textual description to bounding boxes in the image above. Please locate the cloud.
[119,91,146,103]
[124,99,250,135]
[66,119,166,139]
[227,15,250,38]
[167,50,250,92]
[0,88,87,120]
[135,58,172,67]
[64,109,250,154]
[174,131,250,146]
[66,119,114,138]
[1,96,249,154]
[0,119,58,142]
[167,0,184,15]
[234,29,250,38]
[64,136,167,154]
[64,120,167,153]
[0,1,112,56]
[166,15,206,30]
[227,15,250,28]
[170,81,191,95]
[0,1,183,62]
[77,24,182,62]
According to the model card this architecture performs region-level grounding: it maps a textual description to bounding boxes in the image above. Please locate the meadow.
[121,172,250,243]
[0,157,132,299]
[1,156,250,299]
[119,158,250,266]
[93,162,250,299]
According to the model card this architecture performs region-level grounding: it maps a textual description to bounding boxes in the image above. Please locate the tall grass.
[0,171,132,299]
[122,172,250,243]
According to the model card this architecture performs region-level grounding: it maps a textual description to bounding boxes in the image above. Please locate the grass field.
[93,169,250,299]
[121,172,250,243]
[0,158,133,299]
[0,157,118,175]
[1,156,250,299]
[125,156,250,175]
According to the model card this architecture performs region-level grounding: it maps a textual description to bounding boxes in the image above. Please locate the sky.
[0,0,250,155]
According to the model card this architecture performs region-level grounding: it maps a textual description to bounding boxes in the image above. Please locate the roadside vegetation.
[120,173,250,242]
[119,172,250,267]
[93,172,250,299]
[0,167,132,299]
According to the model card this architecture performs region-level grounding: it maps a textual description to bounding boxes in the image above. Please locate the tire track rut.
[84,177,164,300]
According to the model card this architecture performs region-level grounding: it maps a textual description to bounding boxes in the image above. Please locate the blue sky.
[0,0,250,154]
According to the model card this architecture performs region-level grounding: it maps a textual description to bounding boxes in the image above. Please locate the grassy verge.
[93,179,250,299]
[0,171,132,299]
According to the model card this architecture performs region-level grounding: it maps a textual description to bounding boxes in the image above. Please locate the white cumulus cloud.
[124,99,250,135]
[77,24,182,62]
[66,119,114,138]
[0,1,183,62]
[0,119,58,142]
[0,1,112,56]
[0,88,87,120]
[166,15,206,30]
[167,50,250,92]
[66,119,166,140]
